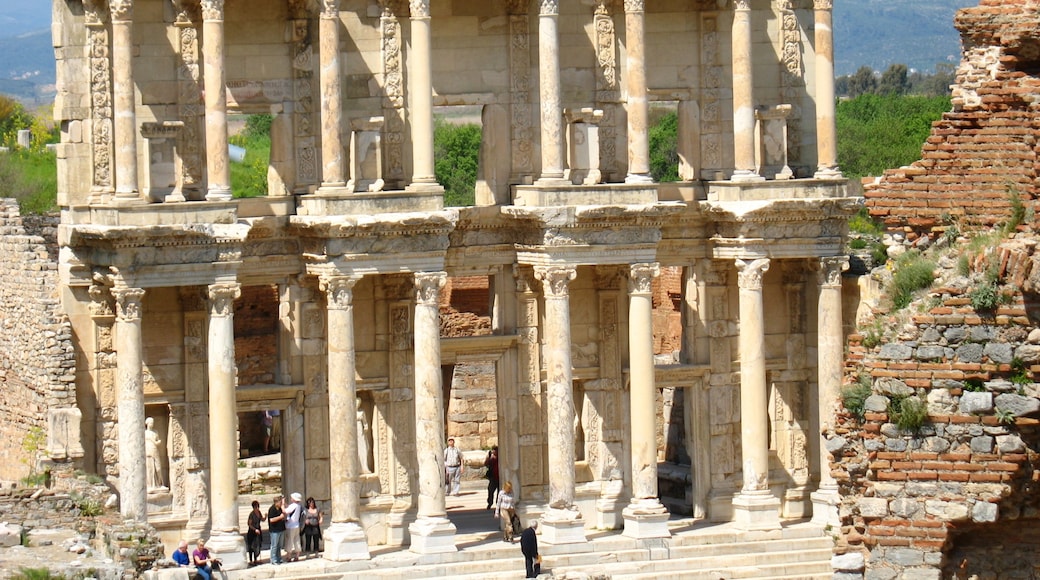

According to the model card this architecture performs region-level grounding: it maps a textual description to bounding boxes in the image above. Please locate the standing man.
[268,495,286,565]
[444,438,463,496]
[520,520,540,578]
[284,492,303,562]
[484,446,499,509]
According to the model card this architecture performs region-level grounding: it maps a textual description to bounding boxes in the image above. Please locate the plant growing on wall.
[891,251,936,310]
[888,395,928,433]
[841,377,874,421]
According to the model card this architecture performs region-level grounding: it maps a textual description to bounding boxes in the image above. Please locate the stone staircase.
[225,521,834,580]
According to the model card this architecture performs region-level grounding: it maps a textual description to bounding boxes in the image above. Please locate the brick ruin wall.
[0,199,76,482]
[864,0,1040,238]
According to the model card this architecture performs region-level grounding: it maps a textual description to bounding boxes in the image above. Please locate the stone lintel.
[303,252,448,277]
[707,178,848,202]
[513,183,659,206]
[297,190,445,216]
[85,202,238,226]
[516,245,659,269]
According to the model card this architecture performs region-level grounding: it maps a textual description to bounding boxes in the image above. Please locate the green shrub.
[1010,357,1031,385]
[996,408,1017,425]
[11,568,58,580]
[849,237,868,250]
[891,252,936,310]
[969,280,1000,312]
[649,110,679,182]
[841,380,873,420]
[889,395,928,432]
[229,114,272,199]
[837,94,951,179]
[434,120,480,207]
[962,378,986,392]
[1004,185,1026,235]
[849,206,884,236]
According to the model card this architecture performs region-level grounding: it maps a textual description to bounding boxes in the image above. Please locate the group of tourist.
[171,491,324,571]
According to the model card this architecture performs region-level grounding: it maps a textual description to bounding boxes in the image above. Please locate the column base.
[540,507,587,545]
[405,182,445,194]
[165,190,186,203]
[408,516,457,554]
[813,166,844,180]
[810,486,841,528]
[323,521,371,561]
[732,490,781,531]
[316,184,351,195]
[111,192,145,205]
[595,480,624,530]
[624,173,654,185]
[622,499,671,539]
[206,531,247,571]
[730,170,765,183]
[534,175,571,187]
[205,187,232,202]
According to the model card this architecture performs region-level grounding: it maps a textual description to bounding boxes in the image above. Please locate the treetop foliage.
[836,93,951,179]
[836,63,956,99]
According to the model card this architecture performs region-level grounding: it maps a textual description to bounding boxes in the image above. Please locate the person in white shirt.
[284,492,303,561]
[444,438,463,496]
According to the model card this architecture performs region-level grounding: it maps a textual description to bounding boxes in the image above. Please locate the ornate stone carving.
[506,0,529,14]
[734,0,751,10]
[814,0,833,9]
[594,5,617,91]
[112,287,145,322]
[177,24,203,198]
[382,14,406,184]
[700,15,723,169]
[408,0,429,18]
[735,258,770,290]
[414,272,446,305]
[817,256,849,288]
[534,265,577,298]
[628,262,660,295]
[109,0,132,20]
[390,304,410,351]
[200,0,224,20]
[84,0,109,26]
[293,15,318,189]
[539,0,559,16]
[207,284,240,317]
[172,0,200,24]
[510,14,533,176]
[89,284,115,317]
[89,28,113,195]
[321,0,339,18]
[624,0,644,12]
[320,275,360,309]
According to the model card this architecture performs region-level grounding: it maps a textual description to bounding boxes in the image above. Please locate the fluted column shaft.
[202,0,231,201]
[624,1,651,183]
[207,283,241,533]
[731,1,759,180]
[536,265,578,509]
[110,2,139,202]
[814,0,841,178]
[319,0,347,188]
[628,263,659,499]
[323,275,361,522]
[408,1,437,186]
[537,2,565,182]
[736,259,770,492]
[414,272,448,518]
[114,285,146,521]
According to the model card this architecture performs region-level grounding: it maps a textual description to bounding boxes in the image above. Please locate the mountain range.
[0,1,981,105]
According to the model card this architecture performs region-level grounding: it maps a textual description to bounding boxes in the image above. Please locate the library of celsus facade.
[49,0,855,568]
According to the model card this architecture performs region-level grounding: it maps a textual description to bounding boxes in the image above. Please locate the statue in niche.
[145,417,167,491]
[357,398,372,474]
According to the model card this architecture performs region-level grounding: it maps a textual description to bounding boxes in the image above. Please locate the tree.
[434,120,481,207]
[0,95,33,148]
[847,66,877,98]
[836,93,950,178]
[649,111,680,182]
[877,64,908,96]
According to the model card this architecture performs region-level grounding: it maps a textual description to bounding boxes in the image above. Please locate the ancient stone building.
[39,0,854,570]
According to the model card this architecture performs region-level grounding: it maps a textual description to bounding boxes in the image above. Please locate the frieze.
[414,272,446,305]
[628,262,660,295]
[534,265,576,298]
[207,283,240,317]
[506,0,528,14]
[177,25,203,198]
[735,258,769,290]
[89,30,113,195]
[510,14,533,175]
[89,284,114,317]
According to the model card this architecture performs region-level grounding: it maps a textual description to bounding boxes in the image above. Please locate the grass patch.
[891,251,936,310]
[11,568,59,580]
[841,378,873,421]
[229,114,272,199]
[889,395,928,433]
[0,149,57,215]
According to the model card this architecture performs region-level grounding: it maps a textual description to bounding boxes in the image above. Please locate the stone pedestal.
[408,517,458,554]
[324,522,370,561]
[206,531,247,571]
[622,499,671,539]
[146,490,173,514]
[540,508,586,545]
[732,490,781,531]
[810,486,841,528]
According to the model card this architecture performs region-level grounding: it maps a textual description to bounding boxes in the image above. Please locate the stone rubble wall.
[835,265,1040,579]
[864,0,1040,237]
[0,199,75,481]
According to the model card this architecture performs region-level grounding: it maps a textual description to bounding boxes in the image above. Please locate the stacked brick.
[0,199,75,482]
[864,0,1040,236]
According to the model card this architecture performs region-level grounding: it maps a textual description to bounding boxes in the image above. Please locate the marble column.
[406,1,440,191]
[624,1,652,184]
[535,265,586,544]
[408,272,457,553]
[201,0,232,201]
[623,263,670,538]
[733,258,780,530]
[109,1,140,204]
[813,0,841,179]
[731,0,762,182]
[536,1,567,185]
[113,285,146,521]
[318,0,348,191]
[206,283,247,569]
[321,275,370,560]
[810,257,847,527]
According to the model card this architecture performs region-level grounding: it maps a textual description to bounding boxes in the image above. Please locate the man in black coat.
[520,519,539,578]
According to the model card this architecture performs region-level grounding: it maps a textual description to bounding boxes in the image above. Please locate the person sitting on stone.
[192,538,220,580]
[171,539,191,567]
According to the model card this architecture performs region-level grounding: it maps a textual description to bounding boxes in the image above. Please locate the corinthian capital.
[813,0,833,10]
[735,258,770,290]
[734,0,751,10]
[200,0,225,20]
[539,0,559,16]
[321,0,340,18]
[320,274,361,310]
[534,265,577,298]
[414,272,447,305]
[207,283,240,317]
[817,256,849,288]
[110,0,133,20]
[628,262,660,295]
[113,286,145,322]
[409,0,429,18]
[624,0,645,12]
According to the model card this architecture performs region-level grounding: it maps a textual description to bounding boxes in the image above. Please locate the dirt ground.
[0,527,121,580]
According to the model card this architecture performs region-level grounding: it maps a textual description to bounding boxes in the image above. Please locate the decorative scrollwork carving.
[534,265,577,298]
[624,0,644,12]
[207,283,240,317]
[813,0,833,9]
[321,0,340,18]
[200,0,224,20]
[539,0,559,16]
[735,258,770,290]
[320,275,361,310]
[408,0,429,18]
[628,263,660,295]
[414,272,447,305]
[112,287,145,322]
[817,256,848,288]
[109,0,132,20]
[734,0,751,10]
